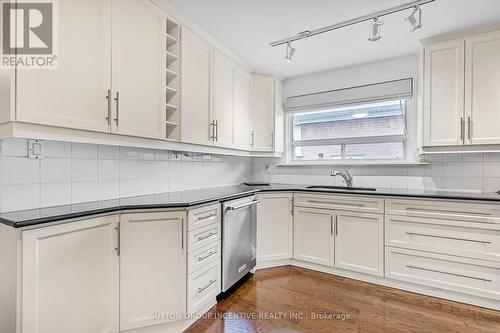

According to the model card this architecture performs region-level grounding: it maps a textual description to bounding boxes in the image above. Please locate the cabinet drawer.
[385,198,500,223]
[187,222,221,253]
[187,261,221,313]
[188,203,221,231]
[188,241,221,274]
[386,247,500,300]
[294,193,384,214]
[386,215,500,262]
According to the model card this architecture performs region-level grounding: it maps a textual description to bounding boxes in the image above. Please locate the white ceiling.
[167,0,500,79]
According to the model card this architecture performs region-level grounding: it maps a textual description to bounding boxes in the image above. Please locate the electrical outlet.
[28,139,44,159]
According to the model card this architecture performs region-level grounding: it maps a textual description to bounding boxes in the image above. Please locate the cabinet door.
[465,31,500,145]
[16,0,112,133]
[181,27,213,146]
[111,0,166,139]
[334,212,384,276]
[423,40,465,147]
[119,212,186,330]
[257,193,293,264]
[293,207,334,267]
[252,75,275,151]
[213,50,235,147]
[22,216,119,333]
[234,65,253,150]
[274,79,284,153]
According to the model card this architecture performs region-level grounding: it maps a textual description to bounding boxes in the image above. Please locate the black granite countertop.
[2,183,500,228]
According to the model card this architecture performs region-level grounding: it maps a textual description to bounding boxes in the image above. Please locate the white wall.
[0,138,252,213]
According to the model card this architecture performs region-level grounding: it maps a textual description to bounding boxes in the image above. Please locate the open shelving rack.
[165,17,181,141]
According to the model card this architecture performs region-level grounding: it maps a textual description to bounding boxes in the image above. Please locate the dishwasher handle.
[225,199,260,212]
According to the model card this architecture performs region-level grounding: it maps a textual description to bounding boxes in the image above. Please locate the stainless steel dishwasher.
[221,195,259,292]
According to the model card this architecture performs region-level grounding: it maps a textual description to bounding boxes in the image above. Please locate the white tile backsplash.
[0,139,252,212]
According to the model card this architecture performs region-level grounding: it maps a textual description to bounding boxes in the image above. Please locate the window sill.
[277,160,429,167]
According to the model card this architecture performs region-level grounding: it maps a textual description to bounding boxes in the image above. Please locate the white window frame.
[284,98,418,165]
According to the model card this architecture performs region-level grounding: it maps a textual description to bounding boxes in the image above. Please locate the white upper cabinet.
[234,66,253,150]
[274,79,284,153]
[181,27,213,146]
[111,0,166,139]
[423,29,500,149]
[16,0,112,133]
[22,216,119,333]
[423,40,465,147]
[465,31,500,145]
[252,75,275,151]
[213,50,235,147]
[119,212,186,330]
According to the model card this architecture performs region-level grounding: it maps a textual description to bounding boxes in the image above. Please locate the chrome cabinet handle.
[335,215,338,236]
[197,250,217,262]
[198,279,216,293]
[405,232,491,244]
[197,213,217,221]
[197,232,217,241]
[225,200,260,211]
[467,116,472,140]
[251,130,255,147]
[105,89,112,125]
[209,121,216,140]
[115,223,120,256]
[307,200,364,207]
[405,207,491,216]
[114,92,120,126]
[406,265,492,282]
[271,132,274,147]
[215,120,219,142]
[460,117,464,141]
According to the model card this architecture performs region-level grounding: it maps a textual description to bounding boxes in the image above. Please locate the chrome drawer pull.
[197,251,217,262]
[406,232,492,244]
[405,207,491,216]
[197,213,217,221]
[406,265,492,282]
[198,279,216,293]
[197,232,217,241]
[307,200,364,207]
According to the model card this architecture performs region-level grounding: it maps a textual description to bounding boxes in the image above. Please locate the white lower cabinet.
[22,216,120,333]
[334,211,384,276]
[119,212,186,330]
[293,207,335,266]
[186,203,222,314]
[256,193,293,265]
[386,247,500,300]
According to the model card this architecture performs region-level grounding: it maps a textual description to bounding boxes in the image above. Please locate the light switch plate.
[28,139,44,159]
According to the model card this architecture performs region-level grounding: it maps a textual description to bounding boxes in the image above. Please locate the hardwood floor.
[184,266,500,333]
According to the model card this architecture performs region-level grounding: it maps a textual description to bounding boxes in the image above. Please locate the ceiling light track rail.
[270,0,435,47]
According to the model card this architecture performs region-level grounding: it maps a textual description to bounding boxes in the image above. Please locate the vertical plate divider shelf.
[165,17,181,141]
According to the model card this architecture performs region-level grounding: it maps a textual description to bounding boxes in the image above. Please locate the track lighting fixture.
[405,6,422,32]
[285,42,296,62]
[368,18,384,42]
[271,0,435,48]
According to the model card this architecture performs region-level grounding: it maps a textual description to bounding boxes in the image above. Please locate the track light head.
[405,6,422,32]
[285,42,296,62]
[368,17,384,42]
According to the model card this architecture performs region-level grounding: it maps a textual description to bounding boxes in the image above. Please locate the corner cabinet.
[422,30,500,149]
[16,0,167,140]
[22,216,120,333]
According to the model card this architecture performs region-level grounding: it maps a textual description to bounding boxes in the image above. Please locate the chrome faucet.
[331,169,353,187]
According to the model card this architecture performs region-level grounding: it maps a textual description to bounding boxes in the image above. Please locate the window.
[291,99,407,162]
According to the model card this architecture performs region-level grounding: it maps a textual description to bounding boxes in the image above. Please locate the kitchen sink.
[306,185,377,191]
